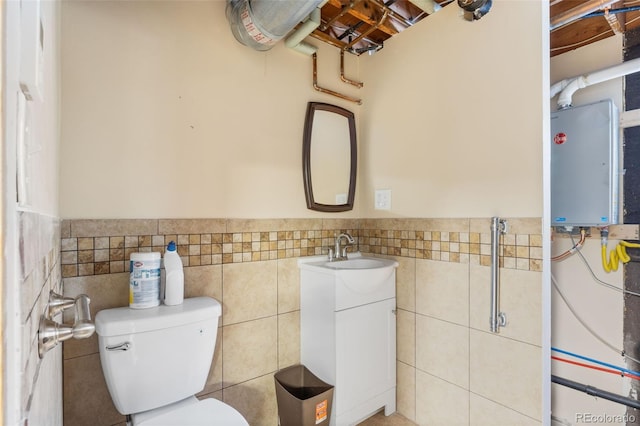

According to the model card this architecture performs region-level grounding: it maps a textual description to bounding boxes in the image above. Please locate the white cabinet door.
[334,298,396,416]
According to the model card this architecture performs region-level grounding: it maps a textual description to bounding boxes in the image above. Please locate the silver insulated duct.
[226,0,325,51]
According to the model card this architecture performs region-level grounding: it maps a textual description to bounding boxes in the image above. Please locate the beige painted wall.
[60,0,362,219]
[359,0,545,218]
[60,0,546,221]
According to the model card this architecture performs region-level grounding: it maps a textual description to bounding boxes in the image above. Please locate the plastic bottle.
[163,241,184,305]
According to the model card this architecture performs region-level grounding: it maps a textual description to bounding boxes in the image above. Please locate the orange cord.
[552,355,640,381]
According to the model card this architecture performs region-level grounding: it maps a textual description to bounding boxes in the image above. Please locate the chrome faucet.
[330,232,355,261]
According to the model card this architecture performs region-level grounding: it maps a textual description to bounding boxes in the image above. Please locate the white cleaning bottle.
[163,241,184,305]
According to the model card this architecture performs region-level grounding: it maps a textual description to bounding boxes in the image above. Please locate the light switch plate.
[374,189,391,210]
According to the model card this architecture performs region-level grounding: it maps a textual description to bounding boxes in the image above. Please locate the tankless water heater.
[550,99,619,227]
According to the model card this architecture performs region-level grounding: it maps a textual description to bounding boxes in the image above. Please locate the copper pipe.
[340,50,364,88]
[551,228,587,261]
[312,53,362,105]
[338,8,387,87]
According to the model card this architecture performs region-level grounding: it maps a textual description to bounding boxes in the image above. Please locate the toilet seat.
[134,396,249,426]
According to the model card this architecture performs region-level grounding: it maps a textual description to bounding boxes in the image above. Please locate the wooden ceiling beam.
[604,1,626,35]
[550,0,618,31]
[325,0,400,36]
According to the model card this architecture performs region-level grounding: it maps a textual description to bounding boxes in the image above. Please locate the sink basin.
[321,257,392,270]
[298,252,399,314]
[299,252,398,272]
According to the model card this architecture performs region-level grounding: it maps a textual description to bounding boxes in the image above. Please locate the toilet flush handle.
[106,342,131,351]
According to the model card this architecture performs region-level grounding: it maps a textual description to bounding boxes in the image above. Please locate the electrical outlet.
[375,189,391,210]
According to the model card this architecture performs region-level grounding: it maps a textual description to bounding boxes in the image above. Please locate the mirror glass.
[303,102,357,212]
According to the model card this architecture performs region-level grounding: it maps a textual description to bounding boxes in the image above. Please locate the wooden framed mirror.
[302,102,357,212]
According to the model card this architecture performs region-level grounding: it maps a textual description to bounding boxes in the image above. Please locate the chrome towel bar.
[490,217,508,333]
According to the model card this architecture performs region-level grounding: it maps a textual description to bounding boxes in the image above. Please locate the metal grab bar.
[490,217,508,333]
[38,292,95,358]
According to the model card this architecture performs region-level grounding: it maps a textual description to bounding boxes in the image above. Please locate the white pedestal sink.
[298,252,398,426]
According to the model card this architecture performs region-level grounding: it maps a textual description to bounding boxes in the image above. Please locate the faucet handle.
[328,247,335,261]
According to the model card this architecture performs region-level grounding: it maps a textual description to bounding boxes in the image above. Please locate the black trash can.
[274,364,334,426]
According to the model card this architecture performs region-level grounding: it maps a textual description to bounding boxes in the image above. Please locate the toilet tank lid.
[95,297,221,337]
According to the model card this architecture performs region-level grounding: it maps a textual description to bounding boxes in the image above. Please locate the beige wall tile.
[63,354,124,426]
[469,264,491,333]
[70,219,158,237]
[499,268,542,346]
[184,264,222,301]
[416,259,469,326]
[223,374,277,426]
[395,256,416,312]
[222,317,278,386]
[470,265,541,346]
[199,330,223,395]
[397,361,416,422]
[222,261,277,325]
[59,215,544,426]
[397,309,415,367]
[416,371,469,426]
[416,315,469,389]
[469,218,491,234]
[321,218,360,231]
[277,257,300,313]
[278,311,300,369]
[63,273,129,359]
[469,330,542,421]
[422,218,470,233]
[198,389,223,402]
[226,218,322,233]
[470,393,541,426]
[158,218,226,234]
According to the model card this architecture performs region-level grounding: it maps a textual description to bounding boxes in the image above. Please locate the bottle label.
[129,258,161,309]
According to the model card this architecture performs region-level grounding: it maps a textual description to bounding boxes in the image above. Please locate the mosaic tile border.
[60,218,542,278]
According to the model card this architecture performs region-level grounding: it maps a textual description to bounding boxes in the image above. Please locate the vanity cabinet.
[298,254,398,426]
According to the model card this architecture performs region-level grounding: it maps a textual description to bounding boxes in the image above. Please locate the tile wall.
[19,212,63,424]
[386,218,543,426]
[61,217,542,426]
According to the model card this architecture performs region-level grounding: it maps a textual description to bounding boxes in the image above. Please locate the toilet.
[95,297,248,426]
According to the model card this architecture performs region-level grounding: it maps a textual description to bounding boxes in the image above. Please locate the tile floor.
[357,411,417,425]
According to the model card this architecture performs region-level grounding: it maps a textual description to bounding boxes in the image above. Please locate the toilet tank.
[95,297,221,415]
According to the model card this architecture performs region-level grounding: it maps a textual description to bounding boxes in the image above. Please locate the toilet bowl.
[133,396,247,426]
[95,297,248,425]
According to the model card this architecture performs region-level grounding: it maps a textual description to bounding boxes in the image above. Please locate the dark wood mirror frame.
[302,102,357,212]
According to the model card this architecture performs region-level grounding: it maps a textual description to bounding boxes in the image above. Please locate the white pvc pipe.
[285,5,324,55]
[555,57,640,108]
